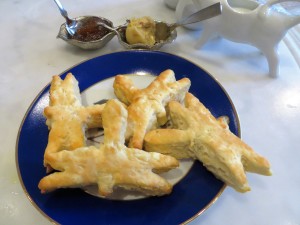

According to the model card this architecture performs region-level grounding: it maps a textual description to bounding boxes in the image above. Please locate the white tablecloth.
[0,0,299,224]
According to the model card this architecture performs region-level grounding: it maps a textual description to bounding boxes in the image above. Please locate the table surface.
[1,0,300,225]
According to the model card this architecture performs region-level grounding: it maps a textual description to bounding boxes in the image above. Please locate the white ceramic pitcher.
[174,0,300,78]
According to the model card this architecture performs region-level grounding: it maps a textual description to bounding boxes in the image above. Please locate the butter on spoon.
[117,3,222,49]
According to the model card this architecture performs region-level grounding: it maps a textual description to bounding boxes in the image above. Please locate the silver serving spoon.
[53,0,78,35]
[155,2,222,41]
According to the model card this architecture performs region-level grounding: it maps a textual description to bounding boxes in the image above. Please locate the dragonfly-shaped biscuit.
[43,73,105,171]
[113,69,191,149]
[144,93,272,192]
[39,99,179,196]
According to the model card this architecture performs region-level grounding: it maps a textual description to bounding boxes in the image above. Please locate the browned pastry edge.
[39,99,179,196]
[43,73,105,171]
[113,69,191,149]
[144,93,272,192]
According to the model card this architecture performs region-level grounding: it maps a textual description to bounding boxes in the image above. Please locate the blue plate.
[16,51,240,225]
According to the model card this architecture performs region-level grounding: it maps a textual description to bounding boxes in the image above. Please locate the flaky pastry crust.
[43,73,105,170]
[113,69,191,149]
[144,93,272,192]
[39,99,179,196]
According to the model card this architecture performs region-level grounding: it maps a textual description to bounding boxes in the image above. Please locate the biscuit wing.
[113,75,138,105]
[48,73,82,107]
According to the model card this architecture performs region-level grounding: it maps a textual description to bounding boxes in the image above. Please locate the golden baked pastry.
[113,69,191,149]
[43,73,105,171]
[144,93,272,192]
[125,16,156,46]
[39,99,179,196]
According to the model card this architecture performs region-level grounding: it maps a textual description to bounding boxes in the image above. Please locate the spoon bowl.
[53,0,78,35]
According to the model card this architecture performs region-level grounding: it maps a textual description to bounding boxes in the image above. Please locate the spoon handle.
[178,2,222,26]
[53,0,70,22]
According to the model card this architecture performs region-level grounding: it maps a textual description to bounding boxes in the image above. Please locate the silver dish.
[57,17,177,50]
[57,16,115,50]
[56,3,220,51]
[115,20,177,50]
